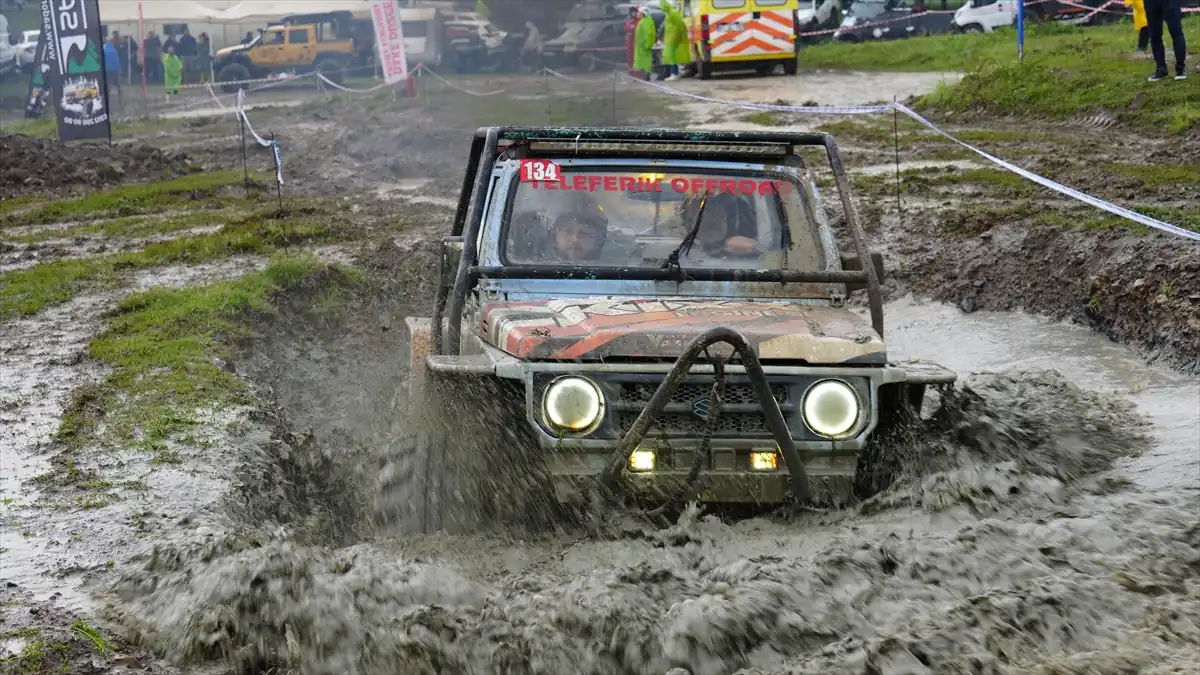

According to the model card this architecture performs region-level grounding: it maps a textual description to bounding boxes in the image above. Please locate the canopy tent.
[98,1,223,23]
[210,0,376,22]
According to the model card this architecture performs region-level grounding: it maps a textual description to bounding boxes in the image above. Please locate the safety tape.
[234,89,284,186]
[416,64,513,96]
[178,71,316,90]
[316,73,394,93]
[620,76,1197,242]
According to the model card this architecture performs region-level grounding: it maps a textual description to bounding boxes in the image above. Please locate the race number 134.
[519,159,560,182]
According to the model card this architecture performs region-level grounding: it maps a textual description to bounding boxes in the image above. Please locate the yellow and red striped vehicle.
[685,0,802,79]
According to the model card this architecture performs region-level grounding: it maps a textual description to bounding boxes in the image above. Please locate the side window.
[289,29,310,44]
[263,30,285,45]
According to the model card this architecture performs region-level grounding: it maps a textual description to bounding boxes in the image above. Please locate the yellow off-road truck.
[214,11,374,93]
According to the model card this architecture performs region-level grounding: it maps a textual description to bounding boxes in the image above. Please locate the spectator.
[1144,0,1187,80]
[521,21,542,72]
[176,28,198,83]
[103,38,121,97]
[197,33,213,83]
[659,0,688,81]
[164,32,178,56]
[243,31,255,44]
[633,5,656,81]
[144,31,163,83]
[163,45,183,101]
[1124,0,1149,54]
[624,7,639,72]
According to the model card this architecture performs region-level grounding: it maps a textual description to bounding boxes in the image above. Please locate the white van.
[954,0,1017,33]
[0,14,20,76]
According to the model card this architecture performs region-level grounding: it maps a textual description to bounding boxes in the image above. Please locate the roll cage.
[432,127,885,357]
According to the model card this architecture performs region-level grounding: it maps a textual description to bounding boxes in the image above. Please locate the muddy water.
[105,294,1199,675]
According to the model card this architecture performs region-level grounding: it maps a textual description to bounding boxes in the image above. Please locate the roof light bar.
[526,140,791,156]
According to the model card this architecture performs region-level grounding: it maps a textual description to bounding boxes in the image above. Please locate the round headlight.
[543,376,604,432]
[802,379,861,439]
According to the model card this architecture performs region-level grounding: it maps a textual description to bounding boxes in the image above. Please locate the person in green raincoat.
[633,6,657,81]
[162,45,183,101]
[658,0,689,81]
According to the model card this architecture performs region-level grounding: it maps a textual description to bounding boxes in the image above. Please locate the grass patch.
[0,200,346,319]
[2,210,236,244]
[942,201,1198,236]
[741,110,791,126]
[855,165,1043,198]
[802,20,1200,132]
[0,171,259,227]
[1103,162,1200,187]
[55,256,361,452]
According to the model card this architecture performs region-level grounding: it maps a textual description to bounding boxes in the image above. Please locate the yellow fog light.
[629,450,656,472]
[749,451,778,471]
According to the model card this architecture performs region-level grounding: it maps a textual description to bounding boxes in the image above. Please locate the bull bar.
[597,326,812,504]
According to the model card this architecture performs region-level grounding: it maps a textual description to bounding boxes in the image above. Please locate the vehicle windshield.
[503,167,827,272]
[846,1,889,20]
[23,31,40,43]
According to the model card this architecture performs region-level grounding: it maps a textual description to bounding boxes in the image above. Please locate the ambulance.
[684,0,803,79]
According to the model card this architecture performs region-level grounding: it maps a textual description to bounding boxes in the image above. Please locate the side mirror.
[839,250,885,292]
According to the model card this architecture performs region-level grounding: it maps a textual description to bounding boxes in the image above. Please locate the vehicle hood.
[480,298,885,364]
[216,44,249,57]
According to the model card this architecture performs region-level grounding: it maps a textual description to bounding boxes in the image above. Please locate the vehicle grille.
[612,378,792,438]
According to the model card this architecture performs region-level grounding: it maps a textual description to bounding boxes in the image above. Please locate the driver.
[684,193,760,257]
[550,207,609,262]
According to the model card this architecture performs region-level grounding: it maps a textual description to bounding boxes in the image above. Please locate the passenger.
[685,193,760,257]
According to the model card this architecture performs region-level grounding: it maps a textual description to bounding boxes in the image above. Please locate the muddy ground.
[1,70,1198,675]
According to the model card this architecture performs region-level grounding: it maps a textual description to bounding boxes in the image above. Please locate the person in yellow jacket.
[658,0,690,82]
[1123,0,1149,53]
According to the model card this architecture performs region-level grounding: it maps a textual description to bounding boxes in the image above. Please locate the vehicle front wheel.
[853,383,926,500]
[962,23,985,33]
[315,56,347,85]
[783,57,798,75]
[217,62,252,94]
[697,59,712,80]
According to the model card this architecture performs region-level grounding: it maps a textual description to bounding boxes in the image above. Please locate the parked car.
[16,28,38,72]
[833,0,954,42]
[798,0,844,42]
[542,2,646,70]
[0,14,20,78]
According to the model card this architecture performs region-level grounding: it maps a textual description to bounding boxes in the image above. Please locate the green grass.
[0,201,343,319]
[1104,162,1200,187]
[56,257,361,452]
[3,210,236,244]
[0,171,258,227]
[801,19,1200,132]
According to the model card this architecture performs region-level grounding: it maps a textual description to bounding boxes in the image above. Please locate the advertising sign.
[369,0,409,84]
[41,0,112,142]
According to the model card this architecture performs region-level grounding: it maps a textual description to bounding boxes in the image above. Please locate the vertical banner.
[42,0,112,143]
[1017,0,1025,62]
[25,29,53,119]
[138,2,147,97]
[370,0,409,84]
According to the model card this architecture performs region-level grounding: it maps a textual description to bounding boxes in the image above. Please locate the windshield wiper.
[661,190,710,276]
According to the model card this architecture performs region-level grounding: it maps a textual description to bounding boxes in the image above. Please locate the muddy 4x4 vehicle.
[214,12,370,93]
[398,127,956,533]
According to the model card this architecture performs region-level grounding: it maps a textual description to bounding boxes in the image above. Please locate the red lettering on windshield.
[522,174,795,196]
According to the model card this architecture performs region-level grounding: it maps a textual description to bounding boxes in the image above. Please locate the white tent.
[212,0,375,22]
[98,1,223,23]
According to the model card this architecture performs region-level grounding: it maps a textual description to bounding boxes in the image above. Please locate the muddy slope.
[0,133,196,200]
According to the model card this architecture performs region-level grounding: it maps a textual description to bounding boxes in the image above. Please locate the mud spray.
[102,292,1200,675]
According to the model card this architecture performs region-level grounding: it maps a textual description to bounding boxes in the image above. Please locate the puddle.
[853,159,989,176]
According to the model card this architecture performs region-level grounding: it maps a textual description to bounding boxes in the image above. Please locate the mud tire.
[218,62,252,94]
[853,383,925,500]
[697,59,713,80]
[783,58,798,76]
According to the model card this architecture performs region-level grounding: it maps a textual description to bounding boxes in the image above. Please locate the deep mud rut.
[3,71,1199,675]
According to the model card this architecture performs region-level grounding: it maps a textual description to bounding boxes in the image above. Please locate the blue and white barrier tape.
[236,89,285,186]
[623,76,1198,242]
[892,102,1199,242]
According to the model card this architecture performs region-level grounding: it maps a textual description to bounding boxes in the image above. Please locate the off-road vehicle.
[397,127,956,533]
[214,12,370,93]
